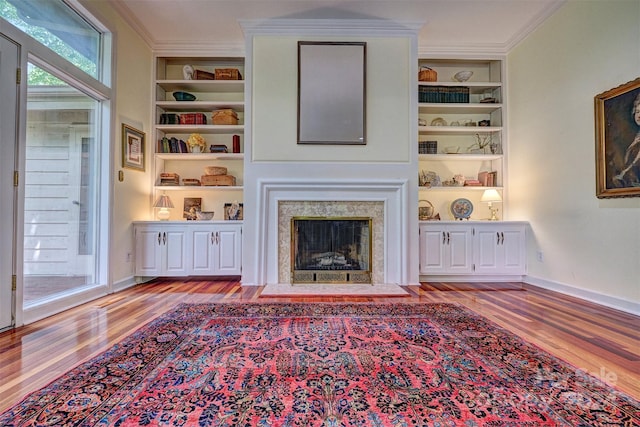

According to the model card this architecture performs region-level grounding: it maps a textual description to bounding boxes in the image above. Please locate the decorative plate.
[451,198,473,220]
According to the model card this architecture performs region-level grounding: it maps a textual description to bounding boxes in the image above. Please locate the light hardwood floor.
[0,279,638,413]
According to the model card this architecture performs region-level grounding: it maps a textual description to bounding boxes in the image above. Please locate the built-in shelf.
[156,80,244,92]
[156,153,244,161]
[154,185,244,191]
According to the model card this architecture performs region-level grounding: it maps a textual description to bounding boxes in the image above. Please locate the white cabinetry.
[190,223,242,275]
[134,223,188,276]
[419,223,473,274]
[474,223,526,275]
[153,56,244,221]
[419,221,527,280]
[134,222,242,277]
[418,58,506,220]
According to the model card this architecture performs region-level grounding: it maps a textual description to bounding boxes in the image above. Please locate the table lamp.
[153,194,174,220]
[480,189,502,221]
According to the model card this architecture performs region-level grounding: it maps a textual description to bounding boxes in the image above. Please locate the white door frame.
[0,33,20,330]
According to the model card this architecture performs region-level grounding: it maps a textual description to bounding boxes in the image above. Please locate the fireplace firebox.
[291,217,372,283]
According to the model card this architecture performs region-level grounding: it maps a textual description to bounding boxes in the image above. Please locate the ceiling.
[107,0,565,54]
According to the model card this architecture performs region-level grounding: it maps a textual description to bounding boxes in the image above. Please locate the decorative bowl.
[173,91,196,101]
[196,211,214,220]
[430,117,448,126]
[453,70,473,82]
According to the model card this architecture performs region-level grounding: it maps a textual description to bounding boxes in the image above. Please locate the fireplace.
[291,217,372,283]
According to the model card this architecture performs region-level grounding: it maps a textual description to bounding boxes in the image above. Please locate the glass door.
[0,34,19,330]
[23,63,100,303]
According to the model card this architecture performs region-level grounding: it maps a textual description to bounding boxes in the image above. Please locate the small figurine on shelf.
[468,133,492,154]
[187,133,206,153]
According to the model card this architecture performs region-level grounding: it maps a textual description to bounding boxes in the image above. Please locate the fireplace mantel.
[249,178,413,286]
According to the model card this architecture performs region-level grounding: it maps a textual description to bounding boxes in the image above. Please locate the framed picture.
[122,124,145,171]
[183,197,202,220]
[595,77,640,198]
[224,202,243,220]
[297,41,366,145]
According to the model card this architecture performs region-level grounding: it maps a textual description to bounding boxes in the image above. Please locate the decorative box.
[201,174,236,186]
[193,69,215,80]
[204,166,227,176]
[159,172,180,185]
[418,66,437,82]
[179,113,207,125]
[212,109,238,125]
[183,178,201,186]
[215,68,242,80]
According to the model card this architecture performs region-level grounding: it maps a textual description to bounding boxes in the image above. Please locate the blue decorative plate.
[451,198,473,220]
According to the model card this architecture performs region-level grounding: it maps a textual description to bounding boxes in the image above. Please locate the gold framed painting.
[594,77,640,198]
[122,124,145,171]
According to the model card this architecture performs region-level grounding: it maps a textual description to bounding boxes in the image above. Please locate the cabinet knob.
[158,232,162,245]
[211,232,215,245]
[496,232,500,245]
[162,232,167,245]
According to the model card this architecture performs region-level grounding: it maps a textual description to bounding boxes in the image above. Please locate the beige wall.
[508,0,640,306]
[252,36,411,162]
[84,1,153,287]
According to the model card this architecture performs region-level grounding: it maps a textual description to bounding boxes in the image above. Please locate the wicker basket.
[212,109,238,125]
[201,174,236,186]
[215,68,242,80]
[204,166,227,176]
[418,66,437,82]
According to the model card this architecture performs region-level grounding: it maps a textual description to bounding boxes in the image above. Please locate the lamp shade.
[153,195,174,209]
[480,189,502,203]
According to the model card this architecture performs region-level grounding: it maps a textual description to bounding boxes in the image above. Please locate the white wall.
[508,0,640,309]
[83,1,153,289]
[242,22,420,286]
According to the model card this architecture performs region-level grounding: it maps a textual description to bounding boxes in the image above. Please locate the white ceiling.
[107,0,565,54]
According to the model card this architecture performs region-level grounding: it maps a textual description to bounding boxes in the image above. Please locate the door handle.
[158,232,161,245]
[496,232,500,245]
[500,232,505,245]
[162,232,167,245]
[211,232,215,245]
[215,231,220,245]
[446,232,450,244]
[442,231,446,244]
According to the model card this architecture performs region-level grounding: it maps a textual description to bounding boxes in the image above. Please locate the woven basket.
[204,166,227,176]
[418,66,437,82]
[212,109,238,125]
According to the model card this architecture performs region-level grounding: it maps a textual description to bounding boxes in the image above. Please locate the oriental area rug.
[1,303,638,426]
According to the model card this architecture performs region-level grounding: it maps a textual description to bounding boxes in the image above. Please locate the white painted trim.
[420,275,526,283]
[255,178,410,286]
[525,275,640,316]
[112,275,137,292]
[22,285,109,325]
[240,19,423,37]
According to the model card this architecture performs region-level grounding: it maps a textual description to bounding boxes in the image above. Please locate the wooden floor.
[0,279,638,413]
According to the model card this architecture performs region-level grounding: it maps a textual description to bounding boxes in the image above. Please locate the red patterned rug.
[1,303,638,426]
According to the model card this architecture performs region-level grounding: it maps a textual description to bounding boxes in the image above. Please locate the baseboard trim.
[419,275,525,283]
[112,276,138,293]
[525,275,640,316]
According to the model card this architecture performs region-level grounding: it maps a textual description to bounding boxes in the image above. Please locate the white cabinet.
[134,224,188,276]
[134,221,242,278]
[153,56,245,221]
[419,221,527,279]
[190,223,242,275]
[474,223,526,275]
[417,58,506,220]
[419,223,473,274]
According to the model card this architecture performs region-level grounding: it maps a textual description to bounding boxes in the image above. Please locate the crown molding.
[107,0,154,49]
[240,19,424,37]
[504,0,566,52]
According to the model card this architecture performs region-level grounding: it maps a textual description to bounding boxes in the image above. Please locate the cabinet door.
[163,228,188,276]
[474,225,526,275]
[135,226,163,276]
[419,226,447,274]
[215,226,242,275]
[419,225,473,274]
[190,229,215,275]
[500,227,526,274]
[446,227,473,273]
[474,228,501,273]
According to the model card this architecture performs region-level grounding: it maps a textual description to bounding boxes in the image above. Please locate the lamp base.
[488,207,499,221]
[157,208,171,221]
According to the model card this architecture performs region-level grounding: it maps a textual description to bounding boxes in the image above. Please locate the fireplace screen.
[291,217,372,283]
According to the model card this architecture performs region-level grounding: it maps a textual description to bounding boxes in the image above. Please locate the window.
[1,0,101,79]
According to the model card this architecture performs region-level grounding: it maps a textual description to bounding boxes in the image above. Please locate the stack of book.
[209,144,228,153]
[158,137,188,153]
[159,173,180,186]
[419,86,470,103]
[478,171,498,187]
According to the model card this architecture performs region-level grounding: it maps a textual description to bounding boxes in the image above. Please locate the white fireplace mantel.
[249,178,413,286]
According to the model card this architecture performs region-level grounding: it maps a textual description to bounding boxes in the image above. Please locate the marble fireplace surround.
[256,179,409,286]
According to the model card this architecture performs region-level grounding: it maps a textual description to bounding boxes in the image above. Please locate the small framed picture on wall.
[122,124,145,171]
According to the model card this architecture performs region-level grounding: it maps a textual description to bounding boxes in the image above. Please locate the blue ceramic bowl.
[173,91,196,101]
